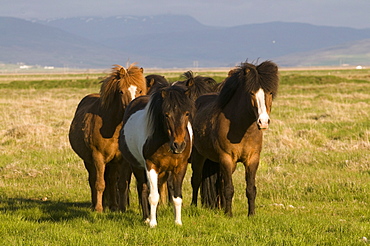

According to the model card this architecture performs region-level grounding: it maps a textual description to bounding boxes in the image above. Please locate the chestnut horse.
[119,85,193,227]
[191,61,279,216]
[69,64,147,212]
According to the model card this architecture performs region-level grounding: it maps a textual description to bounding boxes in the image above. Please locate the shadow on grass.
[0,197,140,225]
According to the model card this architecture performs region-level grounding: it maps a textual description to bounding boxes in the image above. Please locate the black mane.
[145,74,170,95]
[180,70,217,101]
[217,61,279,109]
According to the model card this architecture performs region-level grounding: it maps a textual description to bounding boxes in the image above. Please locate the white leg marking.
[128,85,138,101]
[147,169,159,228]
[255,88,270,128]
[173,196,183,226]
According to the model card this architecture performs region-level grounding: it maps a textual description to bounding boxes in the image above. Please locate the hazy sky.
[2,0,370,29]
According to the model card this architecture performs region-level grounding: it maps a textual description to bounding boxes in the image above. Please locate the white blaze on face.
[255,88,270,129]
[128,85,138,101]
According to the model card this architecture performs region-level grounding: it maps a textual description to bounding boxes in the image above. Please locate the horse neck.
[99,98,125,125]
[221,87,257,126]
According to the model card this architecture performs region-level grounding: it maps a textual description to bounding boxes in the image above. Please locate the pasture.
[0,68,369,245]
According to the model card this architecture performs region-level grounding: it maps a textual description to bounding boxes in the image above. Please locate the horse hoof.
[175,220,182,226]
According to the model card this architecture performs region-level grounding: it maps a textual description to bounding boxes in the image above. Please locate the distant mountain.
[0,17,151,68]
[36,15,216,41]
[1,15,370,68]
[275,39,370,67]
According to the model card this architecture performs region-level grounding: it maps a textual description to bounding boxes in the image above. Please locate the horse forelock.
[256,61,279,98]
[100,64,146,108]
[217,61,279,108]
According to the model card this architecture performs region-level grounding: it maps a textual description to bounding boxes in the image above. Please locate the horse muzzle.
[257,114,270,130]
[170,141,186,154]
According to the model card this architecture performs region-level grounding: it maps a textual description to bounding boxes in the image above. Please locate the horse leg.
[244,158,259,216]
[104,162,119,211]
[117,159,132,212]
[131,165,149,222]
[85,161,97,210]
[158,172,170,205]
[92,154,106,212]
[146,167,160,228]
[172,163,188,226]
[219,157,235,217]
[190,148,206,206]
[201,159,222,209]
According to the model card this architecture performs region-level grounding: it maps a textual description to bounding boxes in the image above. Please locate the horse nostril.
[173,142,179,149]
[172,142,186,154]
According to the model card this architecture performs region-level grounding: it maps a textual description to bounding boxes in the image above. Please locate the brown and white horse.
[119,85,194,227]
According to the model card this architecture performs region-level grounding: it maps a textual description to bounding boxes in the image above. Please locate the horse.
[190,61,279,216]
[145,74,170,95]
[153,70,218,204]
[68,64,147,212]
[173,70,217,101]
[119,85,194,227]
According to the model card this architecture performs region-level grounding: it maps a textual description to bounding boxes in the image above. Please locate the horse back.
[123,95,150,123]
[195,93,218,110]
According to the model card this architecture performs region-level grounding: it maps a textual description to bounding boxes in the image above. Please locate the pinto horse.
[191,61,279,216]
[69,64,147,212]
[119,85,193,227]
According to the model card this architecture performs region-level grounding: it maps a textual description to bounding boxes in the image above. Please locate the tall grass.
[0,69,369,245]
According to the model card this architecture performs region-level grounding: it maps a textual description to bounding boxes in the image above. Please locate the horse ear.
[244,68,250,74]
[149,78,155,87]
[185,88,191,96]
[161,90,167,98]
[140,67,144,73]
[186,78,194,87]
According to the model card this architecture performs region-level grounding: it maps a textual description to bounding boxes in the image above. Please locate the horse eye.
[165,113,170,118]
[119,90,124,95]
[185,112,190,117]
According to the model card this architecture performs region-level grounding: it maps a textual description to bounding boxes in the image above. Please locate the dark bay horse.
[191,61,279,216]
[173,70,217,101]
[119,85,194,227]
[69,64,147,212]
[145,74,170,95]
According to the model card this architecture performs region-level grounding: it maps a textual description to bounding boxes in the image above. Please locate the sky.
[1,0,370,29]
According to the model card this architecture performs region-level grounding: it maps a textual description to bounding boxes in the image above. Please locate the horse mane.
[100,63,146,108]
[182,71,217,101]
[145,85,193,138]
[145,74,170,95]
[217,61,279,109]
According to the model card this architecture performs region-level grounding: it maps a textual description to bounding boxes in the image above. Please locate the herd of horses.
[68,61,279,227]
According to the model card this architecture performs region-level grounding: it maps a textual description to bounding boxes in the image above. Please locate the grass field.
[0,68,369,245]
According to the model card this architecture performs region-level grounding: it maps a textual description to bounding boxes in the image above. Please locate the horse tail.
[200,159,224,209]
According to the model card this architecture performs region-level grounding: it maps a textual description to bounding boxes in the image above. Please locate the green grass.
[0,69,369,245]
